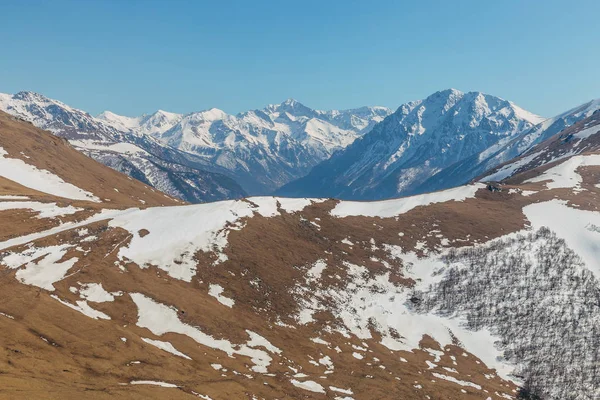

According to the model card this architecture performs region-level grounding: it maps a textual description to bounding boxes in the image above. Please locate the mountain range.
[0,91,391,202]
[2,89,600,207]
[1,105,600,399]
[98,98,391,194]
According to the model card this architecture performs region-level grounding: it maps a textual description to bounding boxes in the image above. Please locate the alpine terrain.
[0,91,391,200]
[0,92,246,204]
[277,89,546,199]
[2,96,600,400]
[98,98,391,194]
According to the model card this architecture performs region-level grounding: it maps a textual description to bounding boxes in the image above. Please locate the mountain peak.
[439,88,463,96]
[190,107,228,121]
[13,91,51,103]
[428,88,464,100]
[97,110,121,119]
[281,98,301,107]
[154,109,181,118]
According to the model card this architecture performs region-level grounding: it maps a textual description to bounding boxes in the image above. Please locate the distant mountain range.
[277,89,542,198]
[279,90,600,200]
[0,91,246,203]
[2,89,599,203]
[0,91,390,201]
[97,98,391,194]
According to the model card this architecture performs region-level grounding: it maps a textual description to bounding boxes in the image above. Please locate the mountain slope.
[2,108,600,399]
[277,89,544,200]
[416,97,600,193]
[0,92,246,203]
[0,110,180,207]
[479,109,600,183]
[99,99,392,194]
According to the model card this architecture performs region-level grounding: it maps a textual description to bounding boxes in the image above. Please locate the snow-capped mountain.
[98,99,392,194]
[0,91,246,203]
[417,97,600,193]
[3,111,600,399]
[97,109,184,136]
[277,89,545,200]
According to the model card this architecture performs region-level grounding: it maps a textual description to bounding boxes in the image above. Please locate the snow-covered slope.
[278,89,544,200]
[0,92,246,203]
[98,98,392,194]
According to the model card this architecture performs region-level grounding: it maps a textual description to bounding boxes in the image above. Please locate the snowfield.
[525,154,600,190]
[0,147,99,202]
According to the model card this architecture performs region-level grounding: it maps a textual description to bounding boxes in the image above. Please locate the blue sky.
[1,0,598,117]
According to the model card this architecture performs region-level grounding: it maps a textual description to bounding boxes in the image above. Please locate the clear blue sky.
[1,0,598,117]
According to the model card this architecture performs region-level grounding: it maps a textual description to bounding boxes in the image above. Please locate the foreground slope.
[1,114,600,399]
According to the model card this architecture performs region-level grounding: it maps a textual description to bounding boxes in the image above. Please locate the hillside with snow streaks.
[278,89,544,200]
[480,110,600,184]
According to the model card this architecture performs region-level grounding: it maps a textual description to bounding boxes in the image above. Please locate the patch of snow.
[130,380,178,388]
[525,154,600,190]
[431,372,482,390]
[79,283,121,302]
[142,337,192,360]
[130,293,275,373]
[109,198,315,282]
[0,208,134,252]
[330,386,354,395]
[51,295,110,320]
[0,201,82,218]
[524,200,600,278]
[573,124,600,140]
[246,330,282,354]
[0,146,99,202]
[306,259,327,282]
[480,151,544,182]
[208,284,235,308]
[3,244,77,291]
[290,379,325,393]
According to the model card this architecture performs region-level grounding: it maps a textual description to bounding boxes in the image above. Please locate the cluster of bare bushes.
[412,228,600,400]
